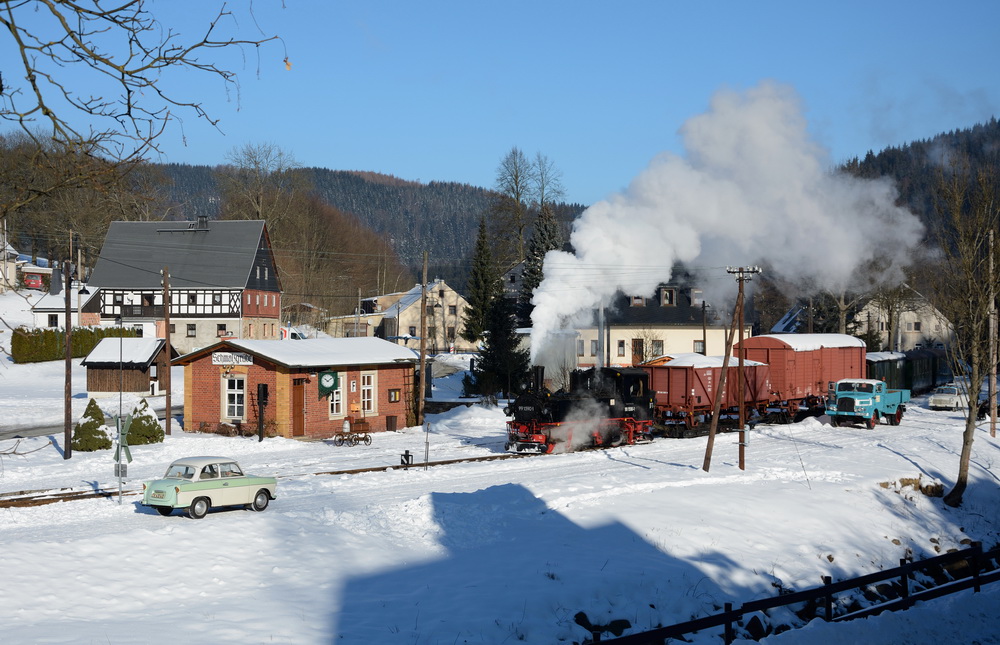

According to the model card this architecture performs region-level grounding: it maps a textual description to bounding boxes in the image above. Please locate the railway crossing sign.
[114,414,133,464]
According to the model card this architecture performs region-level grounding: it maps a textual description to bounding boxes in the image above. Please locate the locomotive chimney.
[533,365,545,393]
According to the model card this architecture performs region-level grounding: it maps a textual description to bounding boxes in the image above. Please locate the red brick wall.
[182,355,413,439]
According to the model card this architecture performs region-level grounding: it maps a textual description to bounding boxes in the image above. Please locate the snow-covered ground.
[1,289,999,644]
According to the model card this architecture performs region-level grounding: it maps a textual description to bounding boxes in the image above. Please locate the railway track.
[0,452,537,509]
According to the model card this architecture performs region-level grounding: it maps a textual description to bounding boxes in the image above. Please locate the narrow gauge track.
[0,452,536,509]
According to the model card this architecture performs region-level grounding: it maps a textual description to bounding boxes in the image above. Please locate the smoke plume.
[530,81,924,361]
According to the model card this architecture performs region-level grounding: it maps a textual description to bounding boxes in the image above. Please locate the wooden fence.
[597,542,1000,644]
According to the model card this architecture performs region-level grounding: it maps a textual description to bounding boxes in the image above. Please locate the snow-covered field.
[1,290,999,644]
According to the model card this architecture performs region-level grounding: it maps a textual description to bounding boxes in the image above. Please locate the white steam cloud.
[530,81,924,361]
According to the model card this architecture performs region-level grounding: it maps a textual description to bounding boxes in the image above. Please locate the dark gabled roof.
[604,286,724,327]
[88,220,267,290]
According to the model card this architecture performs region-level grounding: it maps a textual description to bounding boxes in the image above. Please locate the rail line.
[0,452,537,509]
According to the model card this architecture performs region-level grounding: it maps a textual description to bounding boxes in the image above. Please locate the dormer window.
[661,288,676,307]
[631,296,645,307]
[690,289,703,306]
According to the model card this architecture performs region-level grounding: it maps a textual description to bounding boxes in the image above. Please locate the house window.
[186,323,196,337]
[329,373,345,417]
[509,273,516,284]
[169,324,175,334]
[617,340,626,357]
[213,293,222,305]
[225,377,245,420]
[652,340,664,357]
[449,305,457,316]
[577,340,584,357]
[389,388,401,403]
[590,340,598,356]
[48,314,59,327]
[256,294,260,305]
[113,293,123,305]
[361,372,376,413]
[690,289,703,306]
[187,293,197,305]
[149,364,157,378]
[217,324,228,337]
[447,326,456,341]
[906,321,922,332]
[693,340,705,354]
[255,266,260,279]
[409,326,417,337]
[247,294,251,305]
[661,289,676,306]
[631,296,645,306]
[264,267,268,280]
[428,326,437,340]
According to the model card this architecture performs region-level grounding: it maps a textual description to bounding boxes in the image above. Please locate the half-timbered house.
[85,217,282,354]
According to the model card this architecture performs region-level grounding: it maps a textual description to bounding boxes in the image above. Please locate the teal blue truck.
[826,379,910,429]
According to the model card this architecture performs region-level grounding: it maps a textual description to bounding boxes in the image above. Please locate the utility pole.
[63,251,73,460]
[161,267,172,435]
[701,301,708,355]
[702,305,740,472]
[417,252,428,426]
[990,232,997,438]
[728,266,761,471]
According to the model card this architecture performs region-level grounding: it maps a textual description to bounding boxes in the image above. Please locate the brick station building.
[174,337,418,439]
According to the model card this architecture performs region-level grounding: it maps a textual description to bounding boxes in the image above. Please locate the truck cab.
[826,378,910,429]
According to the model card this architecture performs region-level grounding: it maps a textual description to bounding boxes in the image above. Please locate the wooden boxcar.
[643,353,771,431]
[735,334,866,407]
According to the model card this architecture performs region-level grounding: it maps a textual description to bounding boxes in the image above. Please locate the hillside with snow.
[0,289,998,644]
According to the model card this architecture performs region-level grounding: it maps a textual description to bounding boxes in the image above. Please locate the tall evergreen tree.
[472,295,530,398]
[517,203,564,326]
[461,216,500,343]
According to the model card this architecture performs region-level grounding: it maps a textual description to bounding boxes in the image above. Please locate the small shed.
[82,337,174,397]
[174,337,418,439]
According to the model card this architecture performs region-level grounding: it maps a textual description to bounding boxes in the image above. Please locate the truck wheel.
[866,412,879,430]
[829,416,839,428]
[891,409,903,426]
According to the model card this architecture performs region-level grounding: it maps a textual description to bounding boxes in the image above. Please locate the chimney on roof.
[196,215,209,230]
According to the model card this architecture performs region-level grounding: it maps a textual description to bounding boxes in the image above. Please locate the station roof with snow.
[174,337,418,369]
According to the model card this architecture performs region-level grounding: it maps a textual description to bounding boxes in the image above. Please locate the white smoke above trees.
[530,81,924,361]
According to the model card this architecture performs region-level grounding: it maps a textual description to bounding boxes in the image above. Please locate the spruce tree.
[461,216,500,344]
[473,295,529,398]
[127,399,165,445]
[71,398,112,452]
[518,203,564,326]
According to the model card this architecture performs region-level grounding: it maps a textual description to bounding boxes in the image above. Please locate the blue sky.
[14,1,1000,206]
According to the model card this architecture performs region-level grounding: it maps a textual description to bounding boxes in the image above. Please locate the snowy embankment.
[1,290,999,644]
[1,402,999,644]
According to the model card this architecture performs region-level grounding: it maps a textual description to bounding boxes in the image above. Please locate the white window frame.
[361,371,377,414]
[224,376,246,421]
[328,372,345,418]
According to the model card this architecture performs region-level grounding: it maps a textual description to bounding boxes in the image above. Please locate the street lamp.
[115,314,123,504]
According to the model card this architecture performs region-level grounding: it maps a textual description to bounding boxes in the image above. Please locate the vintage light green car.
[141,456,277,519]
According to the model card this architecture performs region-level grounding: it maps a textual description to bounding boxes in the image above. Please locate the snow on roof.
[747,333,866,351]
[215,337,418,368]
[664,353,766,368]
[83,337,164,366]
[867,351,906,362]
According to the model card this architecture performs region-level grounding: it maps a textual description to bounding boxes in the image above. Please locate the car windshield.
[938,387,958,395]
[165,464,195,479]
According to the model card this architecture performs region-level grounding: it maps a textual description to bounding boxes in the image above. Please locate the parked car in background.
[141,456,277,519]
[928,385,967,412]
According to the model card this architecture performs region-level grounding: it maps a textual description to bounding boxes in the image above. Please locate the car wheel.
[155,506,173,516]
[188,497,210,519]
[251,490,270,512]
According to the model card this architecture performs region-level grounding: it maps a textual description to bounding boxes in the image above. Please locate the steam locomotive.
[504,366,655,453]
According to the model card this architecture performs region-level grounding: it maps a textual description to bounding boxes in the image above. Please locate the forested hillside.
[844,117,1000,232]
[156,163,585,290]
